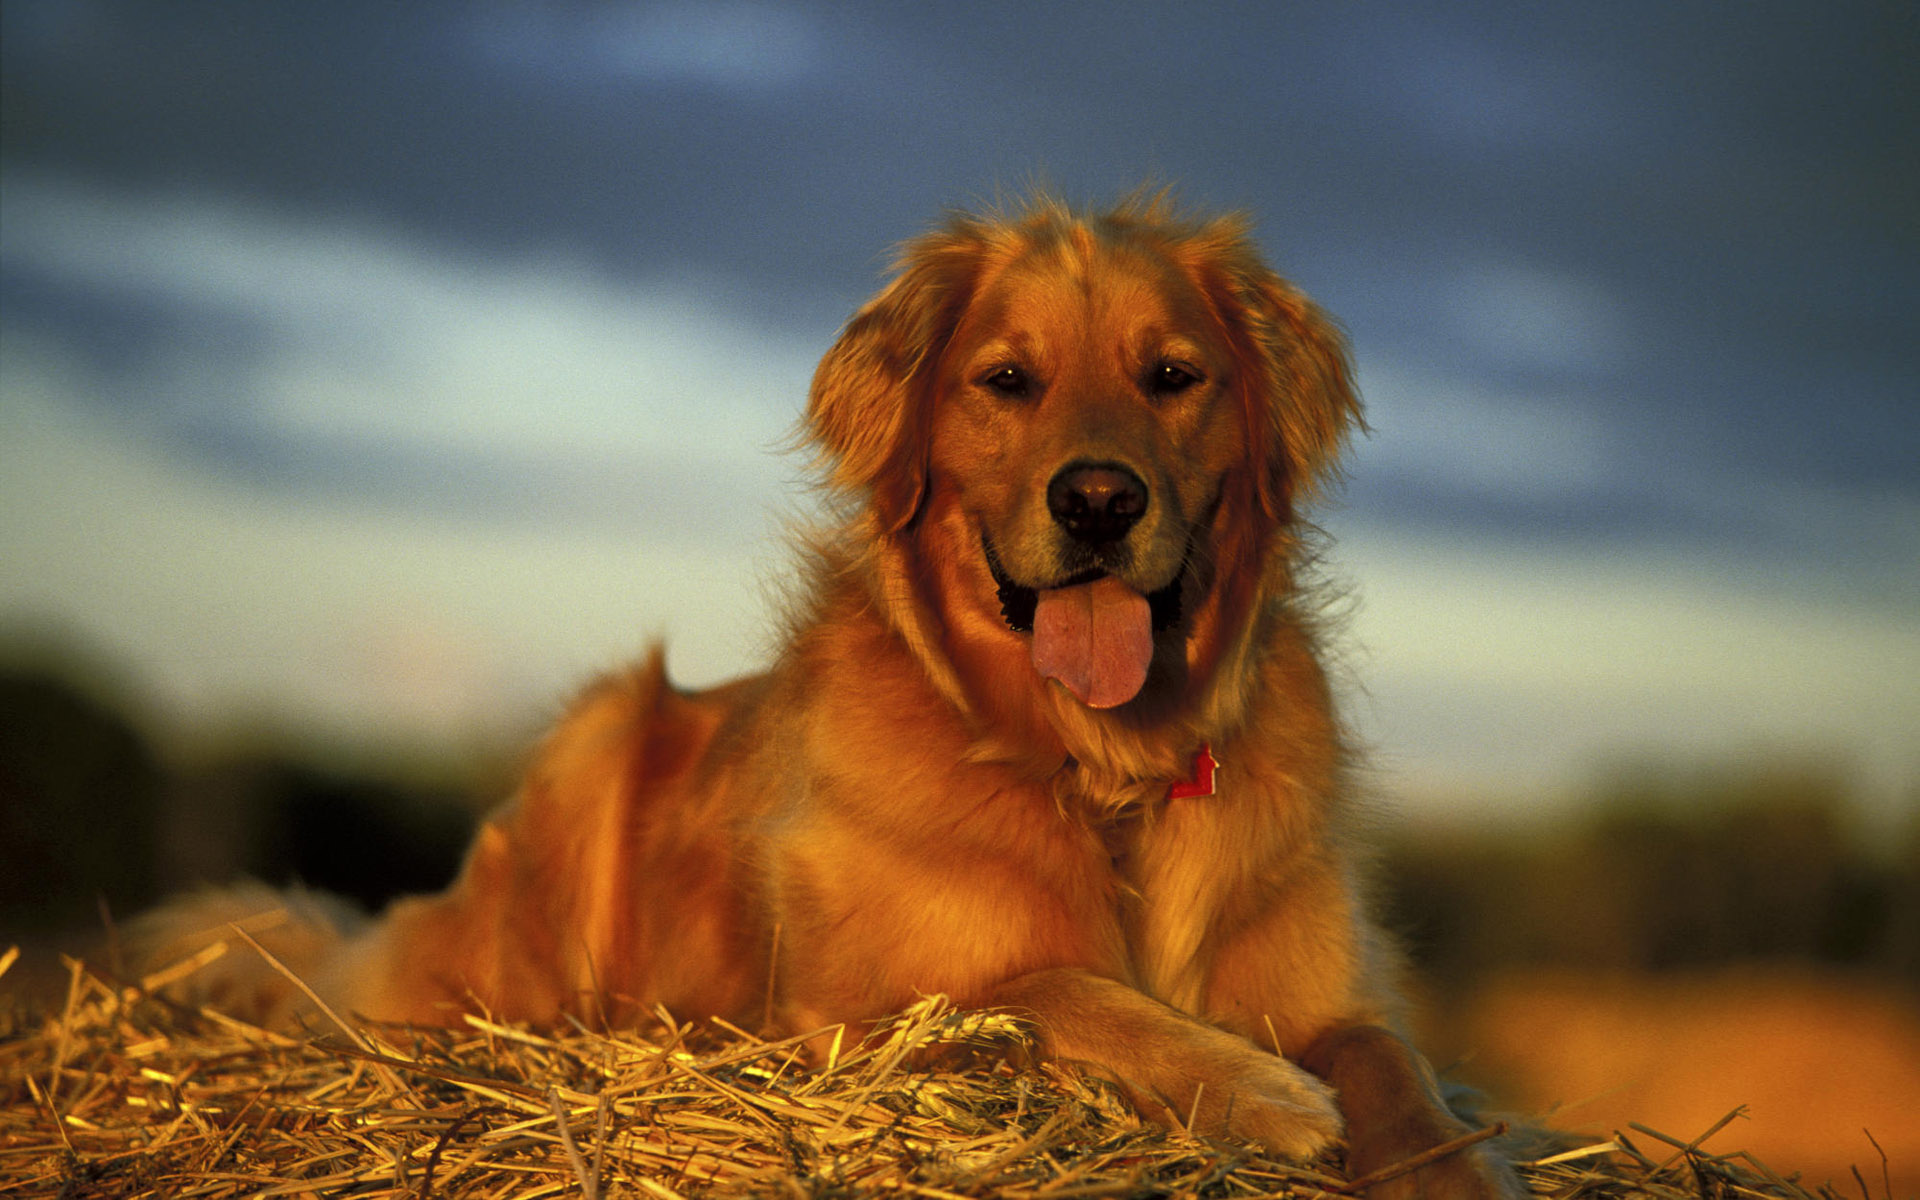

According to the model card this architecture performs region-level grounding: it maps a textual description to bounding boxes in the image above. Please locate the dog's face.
[927,236,1245,709]
[808,200,1360,722]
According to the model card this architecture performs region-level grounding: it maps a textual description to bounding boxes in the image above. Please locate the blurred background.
[3,1,1915,1189]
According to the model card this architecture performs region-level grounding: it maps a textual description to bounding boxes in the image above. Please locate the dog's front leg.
[987,967,1343,1160]
[1300,1024,1524,1199]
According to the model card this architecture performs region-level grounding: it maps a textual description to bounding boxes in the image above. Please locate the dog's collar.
[1169,743,1218,800]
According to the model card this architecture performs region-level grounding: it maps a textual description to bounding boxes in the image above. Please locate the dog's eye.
[982,365,1034,399]
[1149,362,1203,396]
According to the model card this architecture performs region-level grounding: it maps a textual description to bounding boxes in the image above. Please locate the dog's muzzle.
[982,538,1185,635]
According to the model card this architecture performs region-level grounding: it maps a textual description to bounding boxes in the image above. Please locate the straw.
[0,948,1872,1199]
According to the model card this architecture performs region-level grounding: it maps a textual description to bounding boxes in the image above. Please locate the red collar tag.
[1168,743,1218,800]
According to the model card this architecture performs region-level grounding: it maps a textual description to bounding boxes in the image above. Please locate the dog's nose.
[1048,463,1148,545]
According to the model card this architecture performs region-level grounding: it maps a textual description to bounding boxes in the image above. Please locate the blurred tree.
[229,757,477,911]
[0,669,160,930]
[1,653,495,941]
[1381,762,1917,987]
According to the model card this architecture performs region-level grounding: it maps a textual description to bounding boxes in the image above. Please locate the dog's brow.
[965,335,1042,368]
[1146,334,1206,359]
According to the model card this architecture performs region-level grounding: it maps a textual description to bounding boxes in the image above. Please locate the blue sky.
[3,2,1915,823]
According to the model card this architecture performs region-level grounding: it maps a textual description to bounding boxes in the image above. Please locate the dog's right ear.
[1236,271,1364,518]
[1183,218,1363,522]
[806,228,983,531]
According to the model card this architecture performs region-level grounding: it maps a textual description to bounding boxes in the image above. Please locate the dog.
[143,196,1518,1198]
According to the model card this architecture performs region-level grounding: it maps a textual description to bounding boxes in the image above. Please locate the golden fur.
[143,197,1516,1197]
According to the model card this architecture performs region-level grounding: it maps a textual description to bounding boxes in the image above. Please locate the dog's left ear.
[1212,257,1365,519]
[807,230,982,530]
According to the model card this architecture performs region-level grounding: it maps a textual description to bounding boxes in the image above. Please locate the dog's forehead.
[955,231,1218,359]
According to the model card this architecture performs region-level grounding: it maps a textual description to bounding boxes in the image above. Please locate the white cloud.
[1336,522,1920,823]
[1355,357,1623,502]
[1445,258,1629,373]
[466,2,828,91]
[2,174,822,746]
[1,358,782,749]
[1,171,816,466]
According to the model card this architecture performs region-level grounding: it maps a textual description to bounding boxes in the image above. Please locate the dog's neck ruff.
[1057,742,1220,827]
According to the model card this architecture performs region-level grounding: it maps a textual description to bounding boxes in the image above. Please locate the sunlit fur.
[140,196,1517,1196]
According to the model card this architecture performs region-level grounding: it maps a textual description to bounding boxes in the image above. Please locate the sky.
[3,1,1916,825]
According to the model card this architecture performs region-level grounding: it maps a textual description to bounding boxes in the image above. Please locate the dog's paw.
[1213,1050,1345,1160]
[1119,1030,1344,1161]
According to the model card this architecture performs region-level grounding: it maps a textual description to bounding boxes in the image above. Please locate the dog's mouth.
[983,538,1186,710]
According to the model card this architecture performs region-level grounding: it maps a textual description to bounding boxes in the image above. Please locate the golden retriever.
[145,196,1517,1198]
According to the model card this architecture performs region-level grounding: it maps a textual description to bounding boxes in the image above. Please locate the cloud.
[1,338,785,745]
[1,171,821,530]
[1444,258,1630,374]
[1354,358,1623,503]
[1,172,824,740]
[1337,524,1920,821]
[465,2,830,91]
[1361,17,1616,155]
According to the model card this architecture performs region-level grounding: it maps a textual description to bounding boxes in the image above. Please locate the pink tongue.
[1031,576,1154,709]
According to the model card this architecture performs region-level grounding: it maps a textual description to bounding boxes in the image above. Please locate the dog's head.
[807,196,1360,723]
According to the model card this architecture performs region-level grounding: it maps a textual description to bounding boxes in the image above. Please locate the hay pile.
[0,945,1868,1199]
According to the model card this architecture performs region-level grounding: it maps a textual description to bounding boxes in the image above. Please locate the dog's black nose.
[1048,463,1148,545]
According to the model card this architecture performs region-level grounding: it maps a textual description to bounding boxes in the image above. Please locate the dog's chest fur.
[1076,776,1235,1013]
